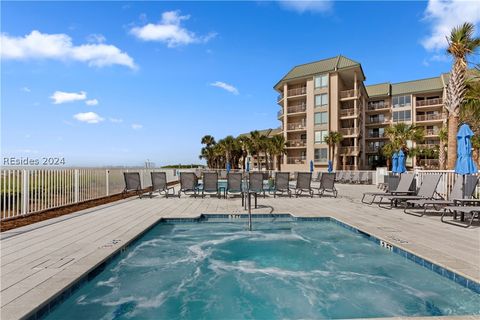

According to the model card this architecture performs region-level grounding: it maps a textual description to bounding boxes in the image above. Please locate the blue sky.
[2,1,479,166]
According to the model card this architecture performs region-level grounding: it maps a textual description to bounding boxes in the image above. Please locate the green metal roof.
[365,83,390,98]
[238,128,281,138]
[274,55,362,89]
[366,76,445,98]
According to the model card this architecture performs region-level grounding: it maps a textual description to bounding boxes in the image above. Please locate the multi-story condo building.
[274,55,448,172]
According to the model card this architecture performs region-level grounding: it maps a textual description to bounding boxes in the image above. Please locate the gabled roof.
[274,55,363,90]
[366,76,445,98]
[365,83,390,97]
[238,128,281,138]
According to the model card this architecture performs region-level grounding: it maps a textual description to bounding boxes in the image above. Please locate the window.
[392,95,411,108]
[314,148,328,162]
[314,112,328,125]
[393,110,411,122]
[315,130,328,143]
[315,94,328,107]
[314,74,328,88]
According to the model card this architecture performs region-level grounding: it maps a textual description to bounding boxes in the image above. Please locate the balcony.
[277,109,283,118]
[339,108,360,118]
[367,101,390,111]
[418,159,439,168]
[287,139,307,148]
[425,129,440,136]
[338,146,360,155]
[416,98,443,107]
[416,114,443,122]
[287,156,306,165]
[417,143,439,149]
[366,132,387,139]
[340,89,357,100]
[366,117,391,125]
[339,127,359,136]
[286,122,306,131]
[287,104,306,114]
[366,145,384,153]
[287,87,306,97]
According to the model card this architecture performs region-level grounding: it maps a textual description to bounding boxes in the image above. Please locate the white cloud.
[422,0,480,51]
[1,30,136,69]
[130,11,216,47]
[86,33,106,43]
[131,123,143,130]
[73,112,104,124]
[22,86,31,92]
[210,81,239,95]
[51,90,87,104]
[278,1,332,13]
[109,117,123,123]
[85,99,99,106]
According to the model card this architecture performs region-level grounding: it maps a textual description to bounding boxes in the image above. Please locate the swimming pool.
[44,217,480,319]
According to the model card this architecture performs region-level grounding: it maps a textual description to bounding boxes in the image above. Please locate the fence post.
[106,170,109,196]
[21,169,29,215]
[74,169,79,203]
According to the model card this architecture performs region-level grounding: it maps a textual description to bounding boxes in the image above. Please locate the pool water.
[45,219,480,319]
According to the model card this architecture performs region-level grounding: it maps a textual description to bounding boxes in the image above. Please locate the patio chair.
[150,172,175,198]
[335,171,344,182]
[350,172,361,184]
[272,172,291,198]
[123,172,145,198]
[378,174,442,209]
[202,172,220,198]
[314,172,322,182]
[341,172,352,183]
[178,172,199,198]
[360,172,371,184]
[226,172,244,204]
[316,172,337,198]
[441,201,480,228]
[404,175,479,216]
[295,172,313,197]
[361,173,415,205]
[248,172,265,198]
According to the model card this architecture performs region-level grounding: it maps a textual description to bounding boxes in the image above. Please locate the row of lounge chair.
[336,171,373,184]
[362,172,480,227]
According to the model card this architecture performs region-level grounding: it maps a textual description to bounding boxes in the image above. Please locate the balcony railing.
[366,145,384,153]
[417,143,439,149]
[339,108,359,117]
[277,93,284,102]
[416,98,443,107]
[287,139,307,148]
[425,129,440,136]
[287,156,306,164]
[339,127,359,136]
[277,109,283,118]
[416,114,442,122]
[418,159,439,168]
[340,89,357,99]
[338,146,359,155]
[286,122,306,131]
[287,104,306,114]
[366,117,390,125]
[366,132,386,138]
[287,87,306,97]
[367,101,390,111]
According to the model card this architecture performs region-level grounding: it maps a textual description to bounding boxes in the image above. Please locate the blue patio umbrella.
[397,149,407,173]
[226,162,231,173]
[246,161,250,172]
[327,160,333,173]
[310,160,314,173]
[455,123,478,198]
[391,151,399,173]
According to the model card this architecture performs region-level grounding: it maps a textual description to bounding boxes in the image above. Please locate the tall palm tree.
[217,135,236,168]
[200,135,216,168]
[381,143,396,169]
[461,67,480,165]
[444,22,480,169]
[384,123,425,166]
[438,126,448,169]
[249,130,267,170]
[324,131,343,169]
[268,135,287,171]
[236,136,252,170]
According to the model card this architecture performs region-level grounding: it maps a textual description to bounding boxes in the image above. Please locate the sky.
[1,0,480,167]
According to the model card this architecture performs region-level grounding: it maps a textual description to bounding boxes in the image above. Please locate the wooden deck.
[1,184,479,320]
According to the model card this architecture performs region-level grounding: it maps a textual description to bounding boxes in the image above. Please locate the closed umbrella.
[397,149,407,173]
[246,161,250,172]
[226,162,231,173]
[392,152,399,174]
[310,160,314,173]
[327,160,333,173]
[455,123,478,198]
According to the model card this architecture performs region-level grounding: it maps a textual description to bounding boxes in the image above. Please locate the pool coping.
[25,213,480,320]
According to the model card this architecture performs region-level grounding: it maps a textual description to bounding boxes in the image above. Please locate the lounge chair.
[360,172,371,184]
[350,172,361,184]
[295,172,313,197]
[123,172,145,198]
[361,173,415,205]
[271,172,291,198]
[335,171,344,182]
[226,172,244,204]
[202,172,220,198]
[441,201,480,228]
[316,172,337,197]
[341,172,352,183]
[248,172,266,198]
[314,172,322,182]
[150,172,175,198]
[378,174,442,209]
[404,175,479,216]
[178,172,199,198]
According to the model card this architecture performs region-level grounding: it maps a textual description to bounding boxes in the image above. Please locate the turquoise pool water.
[44,219,480,319]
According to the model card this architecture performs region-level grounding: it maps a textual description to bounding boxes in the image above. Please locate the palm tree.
[438,126,448,169]
[200,135,216,168]
[268,135,287,171]
[461,68,480,165]
[384,123,425,166]
[249,130,267,170]
[444,22,480,169]
[323,131,343,169]
[381,143,396,169]
[236,136,251,170]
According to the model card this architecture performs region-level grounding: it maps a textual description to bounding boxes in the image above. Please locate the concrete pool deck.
[1,184,479,319]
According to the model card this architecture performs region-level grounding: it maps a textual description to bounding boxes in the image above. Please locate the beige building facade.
[274,55,447,171]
